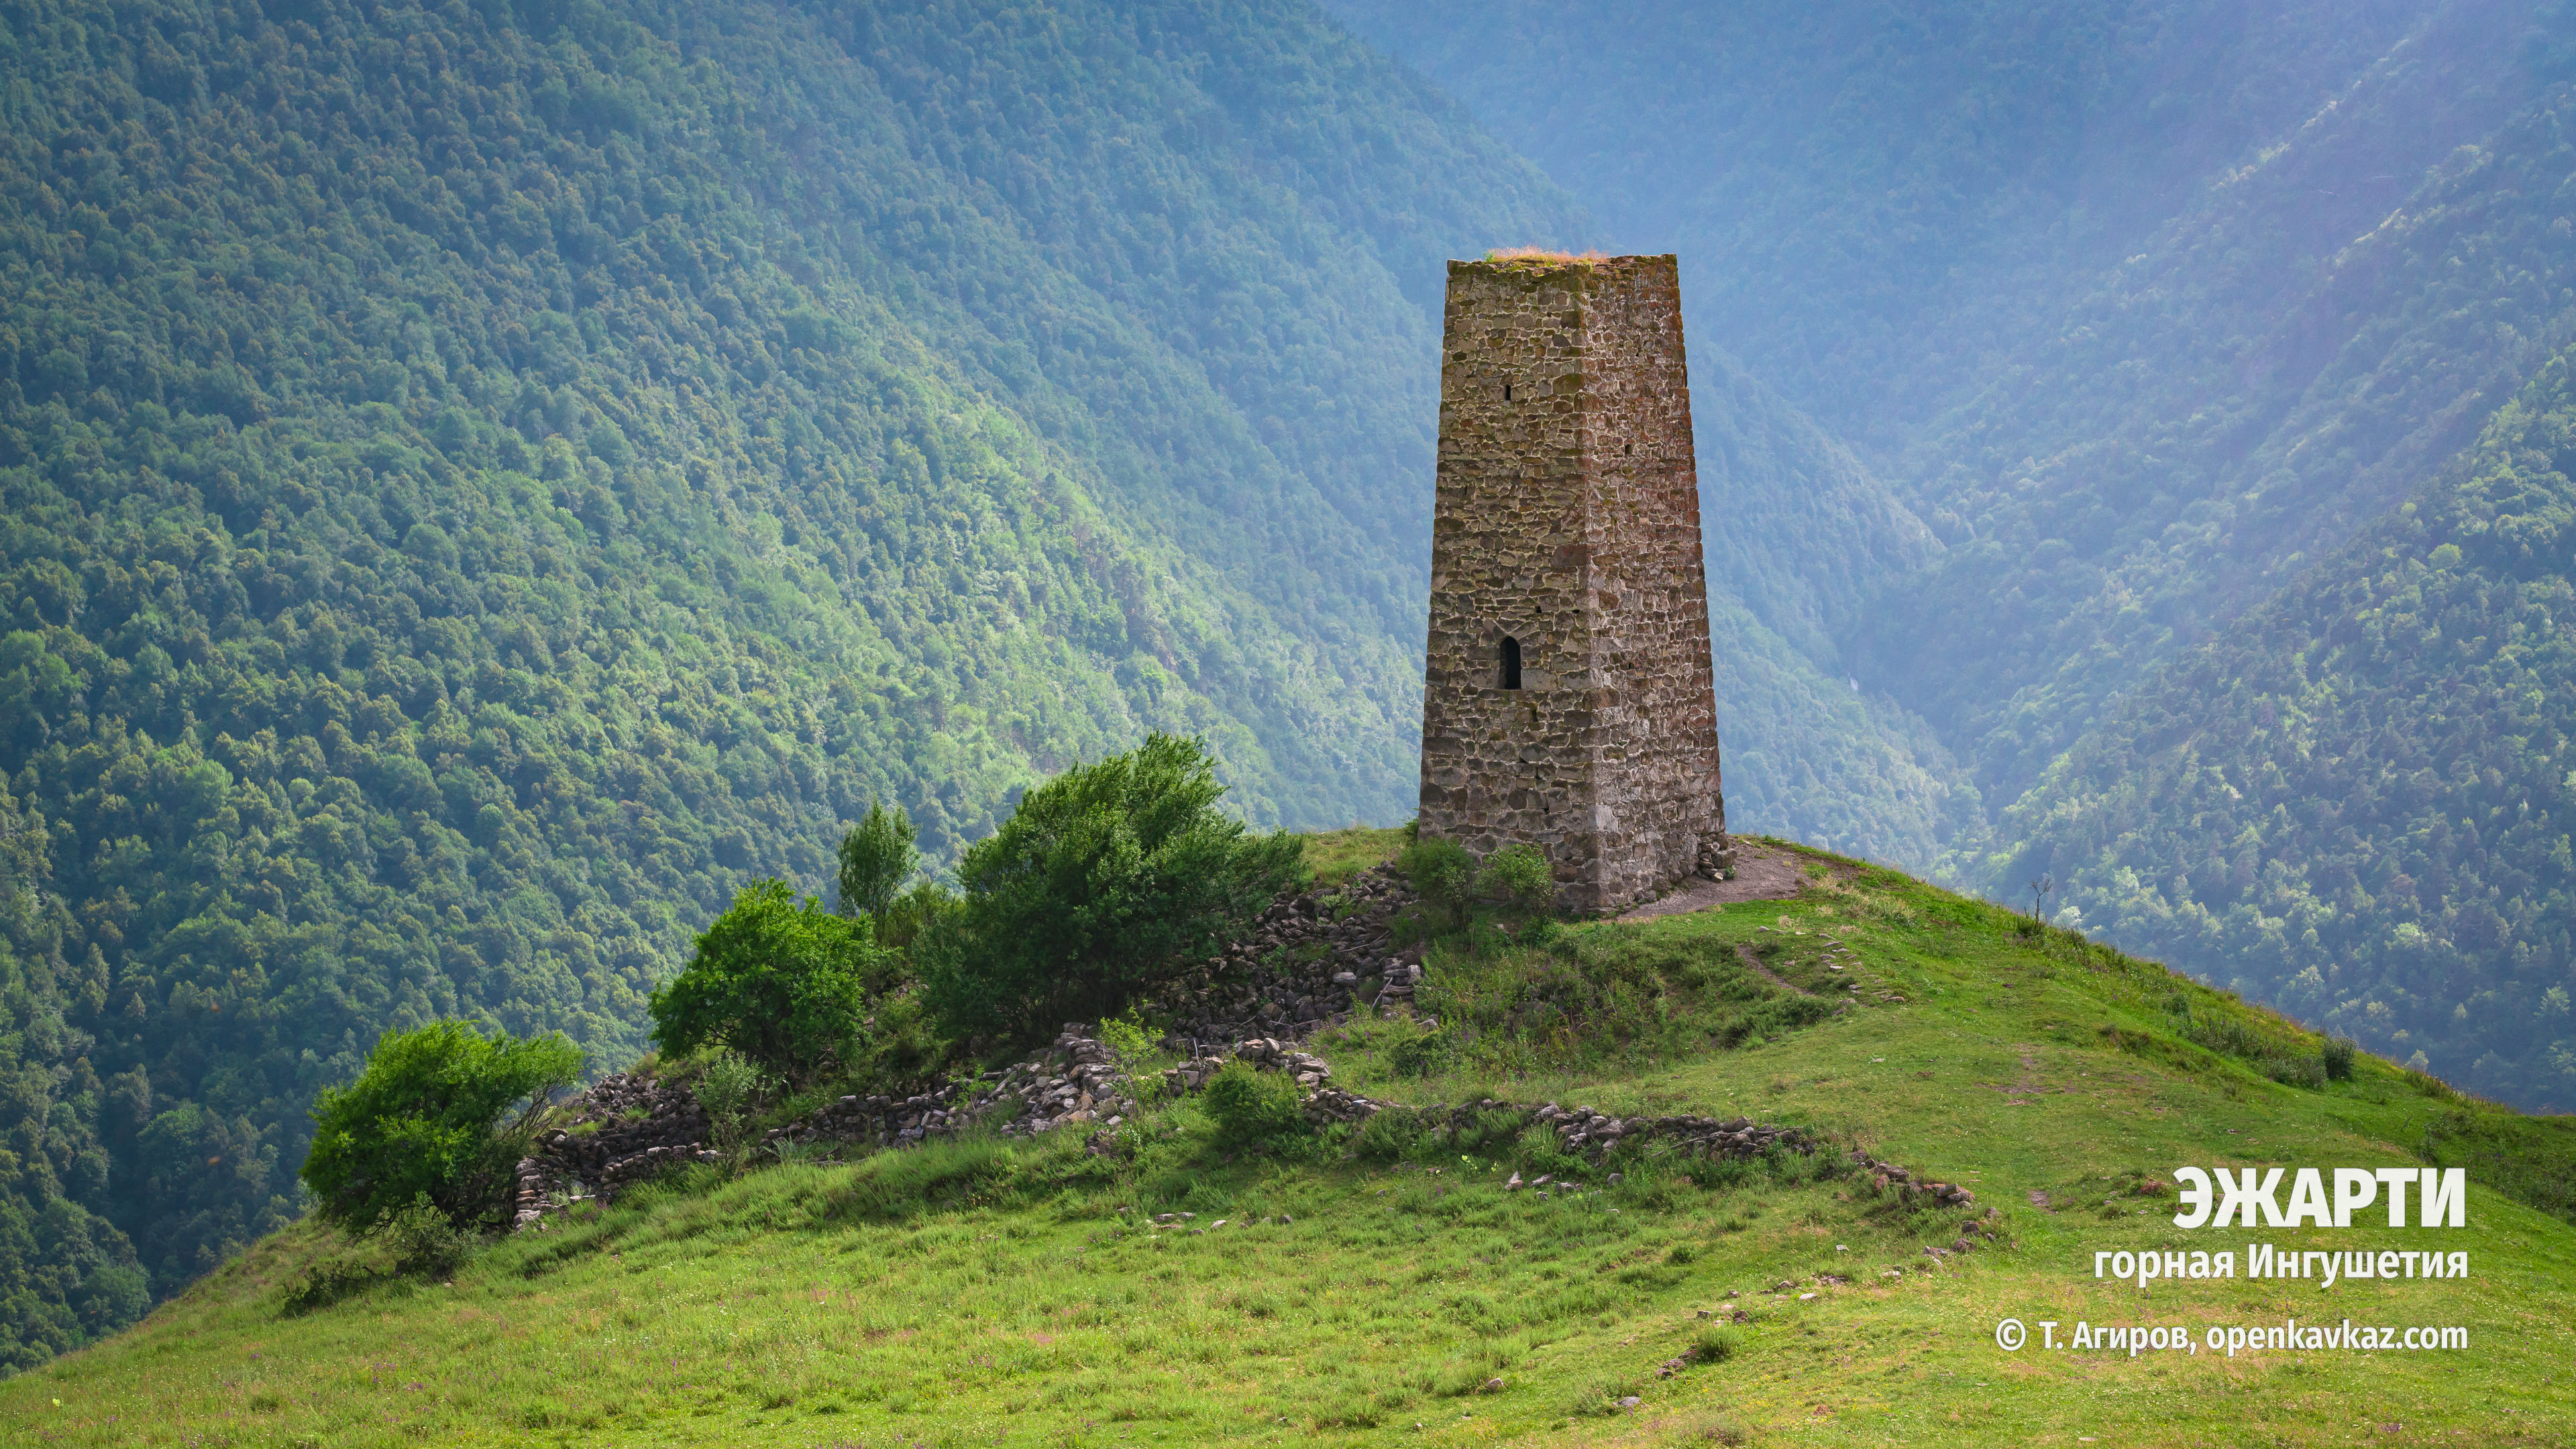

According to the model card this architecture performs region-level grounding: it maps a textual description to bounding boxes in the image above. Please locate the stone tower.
[1416,252,1731,914]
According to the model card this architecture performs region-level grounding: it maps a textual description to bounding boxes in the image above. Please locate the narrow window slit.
[1500,635,1523,690]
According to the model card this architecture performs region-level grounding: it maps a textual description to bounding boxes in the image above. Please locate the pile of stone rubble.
[1164,1036,1335,1093]
[1854,1150,1977,1208]
[1138,865,1421,1047]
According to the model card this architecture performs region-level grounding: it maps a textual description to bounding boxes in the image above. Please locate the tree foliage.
[923,735,1303,1038]
[649,882,894,1085]
[837,804,918,922]
[300,1022,581,1231]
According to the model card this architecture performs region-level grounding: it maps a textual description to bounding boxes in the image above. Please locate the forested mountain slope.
[0,0,1583,1365]
[2004,344,2576,1111]
[1320,0,2468,459]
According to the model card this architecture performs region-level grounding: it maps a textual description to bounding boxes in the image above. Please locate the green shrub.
[650,881,898,1084]
[1478,843,1557,920]
[301,1021,582,1230]
[693,1051,767,1152]
[1386,1022,1462,1079]
[279,1254,382,1316]
[1200,1060,1306,1146]
[2324,1036,2359,1081]
[377,1192,472,1279]
[1398,837,1477,932]
[1692,1325,1740,1362]
[836,801,919,920]
[1352,1107,1427,1160]
[839,989,951,1093]
[921,734,1303,1039]
[2266,1055,2328,1089]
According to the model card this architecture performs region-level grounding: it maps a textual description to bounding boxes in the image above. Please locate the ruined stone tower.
[1417,252,1731,914]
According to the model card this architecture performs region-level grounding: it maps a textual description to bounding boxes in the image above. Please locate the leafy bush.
[301,1022,583,1231]
[1200,1061,1307,1146]
[1478,843,1558,920]
[1398,837,1477,932]
[2324,1036,2359,1081]
[1352,1108,1428,1160]
[377,1194,473,1280]
[921,735,1304,1038]
[1386,1022,1462,1079]
[836,802,919,921]
[692,1053,768,1154]
[279,1254,382,1318]
[650,881,898,1085]
[1097,1009,1169,1104]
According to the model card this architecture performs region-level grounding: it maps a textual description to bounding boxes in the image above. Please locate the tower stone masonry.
[1416,252,1732,914]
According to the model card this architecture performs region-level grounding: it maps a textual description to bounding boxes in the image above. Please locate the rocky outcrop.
[511,863,1987,1240]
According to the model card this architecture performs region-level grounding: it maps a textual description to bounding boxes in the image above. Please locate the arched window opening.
[1500,635,1523,690]
[1503,383,1513,402]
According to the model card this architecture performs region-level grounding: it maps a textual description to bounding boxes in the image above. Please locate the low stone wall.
[511,1026,1136,1228]
[512,1070,718,1228]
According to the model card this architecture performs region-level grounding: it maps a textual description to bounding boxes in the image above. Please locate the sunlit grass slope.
[4,841,2571,1446]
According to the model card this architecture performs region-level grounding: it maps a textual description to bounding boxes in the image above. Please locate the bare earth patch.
[1616,839,1808,922]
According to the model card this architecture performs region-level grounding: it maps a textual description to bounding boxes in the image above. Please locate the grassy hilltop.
[3,833,2572,1447]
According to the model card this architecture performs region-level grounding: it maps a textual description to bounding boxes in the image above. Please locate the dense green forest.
[0,0,1582,1367]
[2005,343,2576,1110]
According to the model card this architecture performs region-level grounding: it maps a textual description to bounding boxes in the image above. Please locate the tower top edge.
[1449,252,1677,279]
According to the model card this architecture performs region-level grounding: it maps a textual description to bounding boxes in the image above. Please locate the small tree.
[302,1021,583,1231]
[837,801,918,920]
[649,880,896,1084]
[920,733,1303,1038]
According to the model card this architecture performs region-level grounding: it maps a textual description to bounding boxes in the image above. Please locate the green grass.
[7,844,2574,1446]
[1301,824,1411,886]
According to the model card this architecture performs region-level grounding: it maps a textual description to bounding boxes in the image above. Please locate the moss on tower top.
[1478,246,1613,271]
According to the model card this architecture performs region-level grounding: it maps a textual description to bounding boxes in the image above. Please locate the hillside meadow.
[3,837,2569,1446]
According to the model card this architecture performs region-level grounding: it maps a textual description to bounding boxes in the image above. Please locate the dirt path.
[1731,943,1817,996]
[1615,839,1809,922]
